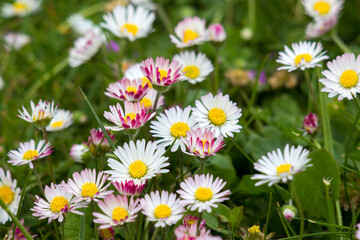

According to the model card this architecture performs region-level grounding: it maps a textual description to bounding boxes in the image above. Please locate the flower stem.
[42,128,56,183]
[213,47,220,94]
[156,2,173,34]
[152,91,161,112]
[277,232,347,240]
[263,192,273,240]
[228,137,254,164]
[331,30,352,53]
[125,224,134,240]
[61,221,65,240]
[324,180,336,238]
[91,202,99,240]
[33,164,44,195]
[289,183,304,240]
[304,69,319,114]
[16,170,31,218]
[151,227,160,240]
[199,159,205,174]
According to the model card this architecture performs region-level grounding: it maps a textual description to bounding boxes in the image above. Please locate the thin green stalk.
[199,160,206,174]
[125,224,134,240]
[213,47,220,94]
[162,227,166,240]
[263,192,272,240]
[179,150,184,182]
[307,219,354,230]
[276,208,291,237]
[164,139,176,157]
[151,227,160,240]
[91,202,99,240]
[42,128,55,183]
[331,30,352,53]
[278,232,347,240]
[324,180,336,237]
[289,183,304,240]
[228,137,254,164]
[79,208,85,240]
[248,0,256,32]
[197,211,203,235]
[53,221,61,240]
[16,170,31,218]
[292,131,320,150]
[33,164,44,195]
[152,91,161,112]
[156,2,173,34]
[304,69,319,114]
[61,221,65,240]
[137,214,144,240]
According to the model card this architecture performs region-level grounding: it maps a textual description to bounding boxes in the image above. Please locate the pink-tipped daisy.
[17,99,58,127]
[0,168,21,224]
[87,128,115,155]
[105,78,150,102]
[93,194,141,229]
[177,174,231,213]
[112,180,146,196]
[170,17,208,48]
[124,63,153,88]
[8,139,53,169]
[140,190,185,228]
[207,23,226,42]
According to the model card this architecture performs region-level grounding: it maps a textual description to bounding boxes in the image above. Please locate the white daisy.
[0,168,21,224]
[7,139,53,169]
[100,4,155,41]
[70,144,89,163]
[106,139,169,184]
[251,144,312,186]
[67,13,97,36]
[177,174,231,213]
[305,16,338,39]
[173,51,214,84]
[1,0,41,18]
[170,17,208,48]
[46,109,73,132]
[17,99,58,127]
[320,53,360,100]
[302,0,343,20]
[150,106,197,152]
[140,190,184,228]
[3,32,30,51]
[140,89,165,110]
[192,92,242,138]
[276,41,329,72]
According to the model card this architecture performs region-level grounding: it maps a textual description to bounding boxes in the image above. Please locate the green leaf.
[206,154,237,184]
[211,203,231,222]
[293,149,340,219]
[229,206,243,229]
[64,212,93,240]
[203,211,218,229]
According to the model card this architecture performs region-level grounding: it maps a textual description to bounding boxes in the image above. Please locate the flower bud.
[207,23,226,42]
[282,204,297,222]
[303,113,318,134]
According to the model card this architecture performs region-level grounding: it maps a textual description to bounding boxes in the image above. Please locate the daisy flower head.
[173,51,214,84]
[8,139,53,169]
[319,53,360,100]
[1,0,41,18]
[140,57,184,92]
[140,190,185,228]
[170,17,208,48]
[70,144,89,162]
[99,227,115,240]
[64,169,113,203]
[31,182,86,223]
[106,139,169,183]
[103,101,155,133]
[105,78,150,102]
[100,4,155,41]
[3,32,30,51]
[305,16,338,39]
[93,194,141,229]
[67,13,97,36]
[251,144,312,186]
[140,89,165,110]
[124,63,153,88]
[112,179,146,196]
[150,106,197,152]
[46,109,73,132]
[276,41,329,72]
[177,174,231,213]
[10,219,38,239]
[0,168,21,224]
[87,128,115,156]
[207,23,226,42]
[302,0,343,20]
[192,92,242,138]
[18,99,58,128]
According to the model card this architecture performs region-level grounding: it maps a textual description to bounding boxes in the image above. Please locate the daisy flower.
[100,4,155,41]
[192,92,242,138]
[70,144,89,162]
[207,23,226,42]
[0,168,21,224]
[305,16,338,39]
[87,128,115,156]
[31,182,86,223]
[319,53,360,100]
[181,128,225,158]
[112,180,146,196]
[150,106,197,152]
[64,169,113,203]
[9,219,38,239]
[99,227,115,240]
[3,32,30,51]
[302,0,343,20]
[17,99,58,127]
[1,0,41,18]
[177,174,231,213]
[124,63,153,88]
[173,51,214,84]
[140,57,184,92]
[251,144,312,186]
[175,223,221,240]
[67,13,97,36]
[103,101,155,132]
[170,17,208,48]
[105,78,150,102]
[140,190,184,228]
[93,194,141,229]
[276,41,329,72]
[106,139,169,184]
[7,139,53,169]
[140,89,165,110]
[46,109,73,132]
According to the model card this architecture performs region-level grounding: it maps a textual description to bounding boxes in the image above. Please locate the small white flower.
[170,17,208,48]
[70,144,89,162]
[17,99,58,125]
[0,168,21,224]
[46,109,73,132]
[2,0,41,18]
[3,32,30,51]
[67,13,97,35]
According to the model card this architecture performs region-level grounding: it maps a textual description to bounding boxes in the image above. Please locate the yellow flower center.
[124,113,137,124]
[142,77,152,88]
[0,186,14,205]
[13,2,28,12]
[154,204,172,219]
[195,187,213,202]
[208,108,226,126]
[33,110,45,121]
[140,97,152,108]
[183,29,199,43]
[81,182,98,198]
[170,122,190,138]
[50,196,69,213]
[129,160,147,178]
[158,69,168,80]
[313,1,331,15]
[121,23,138,36]
[100,228,113,238]
[183,65,200,79]
[126,86,138,94]
[294,54,312,65]
[50,121,64,128]
[340,70,358,88]
[187,219,196,225]
[112,206,128,222]
[23,150,39,160]
[248,225,261,235]
[276,163,292,175]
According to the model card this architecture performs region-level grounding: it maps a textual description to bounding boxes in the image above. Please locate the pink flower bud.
[303,113,318,134]
[207,23,226,42]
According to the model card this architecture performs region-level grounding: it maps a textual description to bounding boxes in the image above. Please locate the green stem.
[304,69,319,114]
[162,227,166,240]
[42,128,55,183]
[263,192,272,240]
[289,183,304,240]
[16,170,31,218]
[125,224,134,240]
[164,139,176,157]
[197,211,203,235]
[79,208,85,240]
[151,227,160,240]
[331,30,352,53]
[324,180,336,237]
[199,160,205,174]
[91,202,99,240]
[156,2,173,34]
[152,91,161,112]
[248,0,256,32]
[136,214,144,240]
[276,208,291,237]
[307,219,354,230]
[228,137,254,164]
[33,164,44,195]
[292,131,320,150]
[213,47,220,94]
[61,221,65,240]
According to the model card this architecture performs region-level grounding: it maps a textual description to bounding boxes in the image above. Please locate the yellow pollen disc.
[81,182,98,198]
[170,122,190,138]
[276,163,292,175]
[187,219,196,225]
[154,204,172,219]
[112,206,128,222]
[126,86,138,94]
[183,29,199,43]
[140,97,152,108]
[340,70,358,88]
[124,113,137,124]
[158,69,168,80]
[121,23,138,36]
[208,108,226,126]
[294,54,312,65]
[34,110,45,121]
[195,187,213,202]
[183,65,200,79]
[129,160,147,178]
[313,1,331,15]
[101,228,113,238]
[50,196,69,213]
[0,186,14,205]
[248,225,261,235]
[13,2,28,12]
[23,150,39,160]
[142,77,152,88]
[50,121,64,128]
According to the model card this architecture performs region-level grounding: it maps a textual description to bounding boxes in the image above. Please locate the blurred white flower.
[1,0,41,18]
[3,32,30,51]
[67,13,98,36]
